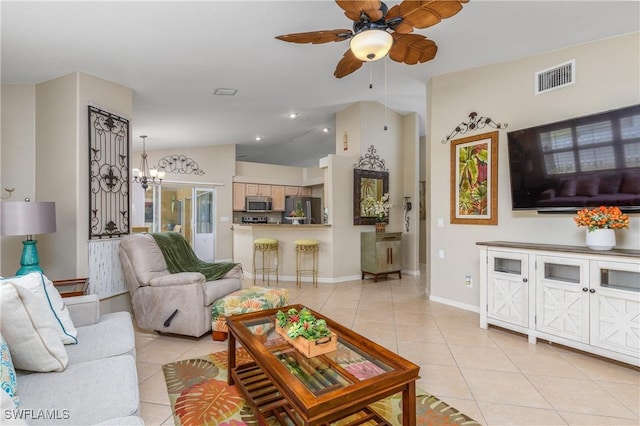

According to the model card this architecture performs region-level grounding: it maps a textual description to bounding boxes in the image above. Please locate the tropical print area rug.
[162,347,480,426]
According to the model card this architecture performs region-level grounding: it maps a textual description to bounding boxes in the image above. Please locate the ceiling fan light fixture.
[350,29,393,62]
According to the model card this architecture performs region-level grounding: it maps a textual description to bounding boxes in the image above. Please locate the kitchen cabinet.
[361,232,402,282]
[284,186,311,196]
[285,186,300,196]
[246,184,271,197]
[233,183,247,211]
[299,187,311,196]
[478,241,640,366]
[271,185,285,211]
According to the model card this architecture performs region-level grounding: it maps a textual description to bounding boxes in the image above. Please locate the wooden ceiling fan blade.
[389,33,437,65]
[275,29,353,44]
[336,0,383,22]
[387,0,468,32]
[334,49,364,78]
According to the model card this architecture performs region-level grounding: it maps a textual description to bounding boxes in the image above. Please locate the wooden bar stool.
[295,239,319,288]
[253,238,279,286]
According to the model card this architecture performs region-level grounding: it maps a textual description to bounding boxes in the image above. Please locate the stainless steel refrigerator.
[284,196,322,224]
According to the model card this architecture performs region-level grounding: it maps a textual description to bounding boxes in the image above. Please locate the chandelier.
[132,135,164,190]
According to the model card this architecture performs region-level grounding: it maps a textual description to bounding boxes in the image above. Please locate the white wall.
[427,32,640,310]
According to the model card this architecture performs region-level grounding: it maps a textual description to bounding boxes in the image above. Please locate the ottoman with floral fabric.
[211,286,289,341]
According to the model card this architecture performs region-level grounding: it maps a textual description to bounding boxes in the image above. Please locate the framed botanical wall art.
[450,131,498,225]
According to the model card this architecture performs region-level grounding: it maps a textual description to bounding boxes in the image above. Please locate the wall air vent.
[535,60,575,95]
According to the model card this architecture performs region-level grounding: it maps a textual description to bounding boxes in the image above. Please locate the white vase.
[586,228,616,251]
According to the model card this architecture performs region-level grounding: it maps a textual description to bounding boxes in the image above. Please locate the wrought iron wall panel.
[88,106,129,239]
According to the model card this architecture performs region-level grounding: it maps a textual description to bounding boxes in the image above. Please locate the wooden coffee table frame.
[227,304,419,426]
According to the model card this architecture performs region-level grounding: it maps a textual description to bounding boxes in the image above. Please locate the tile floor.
[135,276,640,426]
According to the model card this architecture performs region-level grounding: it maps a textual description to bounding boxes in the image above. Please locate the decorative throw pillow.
[620,172,640,194]
[598,173,622,194]
[7,273,77,344]
[558,178,577,197]
[576,176,600,196]
[0,333,19,407]
[0,281,68,372]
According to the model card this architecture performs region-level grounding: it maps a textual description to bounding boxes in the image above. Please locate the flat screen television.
[507,104,640,213]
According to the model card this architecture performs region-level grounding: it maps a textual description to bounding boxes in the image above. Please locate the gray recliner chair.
[118,233,243,337]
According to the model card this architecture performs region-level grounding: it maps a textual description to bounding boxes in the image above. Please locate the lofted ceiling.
[2,1,639,167]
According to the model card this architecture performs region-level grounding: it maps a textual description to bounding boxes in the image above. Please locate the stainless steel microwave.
[246,196,272,212]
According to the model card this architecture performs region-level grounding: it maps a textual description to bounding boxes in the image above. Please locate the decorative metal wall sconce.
[155,154,205,176]
[442,112,508,144]
[1,187,15,199]
[403,196,412,232]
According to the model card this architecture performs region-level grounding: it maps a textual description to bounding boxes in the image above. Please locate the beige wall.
[35,73,78,279]
[1,72,133,279]
[334,101,420,278]
[1,85,37,275]
[135,144,237,261]
[236,160,322,186]
[427,32,640,310]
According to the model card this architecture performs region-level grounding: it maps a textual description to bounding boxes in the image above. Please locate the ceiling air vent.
[535,60,575,95]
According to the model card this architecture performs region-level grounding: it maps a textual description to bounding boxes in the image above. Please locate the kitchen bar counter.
[234,224,331,228]
[233,224,332,283]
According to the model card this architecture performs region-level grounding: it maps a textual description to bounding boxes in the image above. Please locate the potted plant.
[362,192,391,232]
[573,206,629,250]
[275,307,337,357]
[286,202,306,225]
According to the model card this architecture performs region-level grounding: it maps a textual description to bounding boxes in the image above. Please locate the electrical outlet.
[465,275,473,288]
[438,249,445,259]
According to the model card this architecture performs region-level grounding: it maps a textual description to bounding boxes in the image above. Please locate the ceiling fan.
[276,0,469,78]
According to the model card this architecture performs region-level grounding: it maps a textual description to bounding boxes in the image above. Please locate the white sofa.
[4,293,143,425]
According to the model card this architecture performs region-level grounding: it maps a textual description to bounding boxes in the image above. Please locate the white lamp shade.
[350,29,393,61]
[0,201,57,236]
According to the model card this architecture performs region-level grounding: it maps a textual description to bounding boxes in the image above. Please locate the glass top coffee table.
[226,304,420,425]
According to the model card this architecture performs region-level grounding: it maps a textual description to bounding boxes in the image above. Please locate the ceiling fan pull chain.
[369,62,373,89]
[384,57,388,131]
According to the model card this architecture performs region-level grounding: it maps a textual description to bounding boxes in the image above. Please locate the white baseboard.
[429,295,480,313]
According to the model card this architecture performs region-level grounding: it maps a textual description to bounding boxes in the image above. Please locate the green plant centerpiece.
[276,307,330,341]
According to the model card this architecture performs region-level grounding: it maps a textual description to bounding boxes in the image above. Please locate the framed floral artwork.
[354,168,389,225]
[450,131,498,225]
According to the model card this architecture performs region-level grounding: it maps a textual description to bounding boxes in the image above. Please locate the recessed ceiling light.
[213,88,238,96]
[289,113,298,119]
[322,127,331,133]
[255,136,262,141]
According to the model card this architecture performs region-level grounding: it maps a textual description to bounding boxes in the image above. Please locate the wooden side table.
[52,277,89,297]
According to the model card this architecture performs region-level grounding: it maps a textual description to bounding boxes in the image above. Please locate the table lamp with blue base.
[0,199,57,276]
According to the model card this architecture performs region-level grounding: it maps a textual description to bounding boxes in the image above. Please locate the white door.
[193,188,215,262]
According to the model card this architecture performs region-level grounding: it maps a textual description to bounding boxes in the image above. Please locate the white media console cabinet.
[477,241,639,366]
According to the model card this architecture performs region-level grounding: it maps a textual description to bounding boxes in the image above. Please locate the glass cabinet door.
[487,251,529,327]
[589,260,640,357]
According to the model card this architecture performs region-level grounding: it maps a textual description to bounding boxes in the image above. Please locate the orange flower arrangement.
[573,206,629,231]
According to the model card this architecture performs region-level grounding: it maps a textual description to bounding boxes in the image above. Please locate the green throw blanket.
[151,232,239,281]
